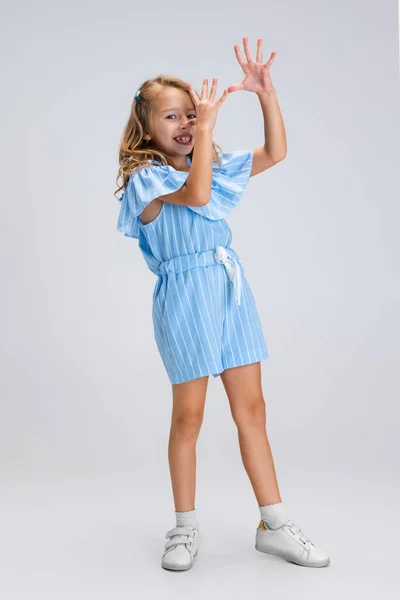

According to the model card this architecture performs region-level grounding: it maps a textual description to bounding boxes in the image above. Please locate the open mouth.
[174,135,193,145]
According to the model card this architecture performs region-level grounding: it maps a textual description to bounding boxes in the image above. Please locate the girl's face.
[146,88,196,168]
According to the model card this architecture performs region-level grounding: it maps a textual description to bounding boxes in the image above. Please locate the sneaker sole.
[255,542,330,568]
[161,549,199,571]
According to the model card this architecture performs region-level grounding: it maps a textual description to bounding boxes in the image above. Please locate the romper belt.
[153,245,243,306]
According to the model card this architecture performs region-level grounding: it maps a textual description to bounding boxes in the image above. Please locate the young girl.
[115,37,330,571]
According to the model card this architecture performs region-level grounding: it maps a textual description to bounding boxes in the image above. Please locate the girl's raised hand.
[227,36,276,95]
[187,78,228,131]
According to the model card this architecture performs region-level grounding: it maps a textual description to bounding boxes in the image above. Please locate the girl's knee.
[171,411,204,434]
[232,398,266,427]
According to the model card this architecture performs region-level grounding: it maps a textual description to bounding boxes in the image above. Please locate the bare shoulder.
[250,147,286,177]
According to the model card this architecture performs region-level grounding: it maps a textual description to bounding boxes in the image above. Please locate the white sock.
[175,508,198,530]
[259,502,289,529]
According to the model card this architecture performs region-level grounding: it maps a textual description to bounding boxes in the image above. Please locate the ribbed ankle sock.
[259,502,289,530]
[175,508,198,530]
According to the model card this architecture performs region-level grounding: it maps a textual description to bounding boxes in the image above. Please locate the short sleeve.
[187,149,253,220]
[116,164,187,238]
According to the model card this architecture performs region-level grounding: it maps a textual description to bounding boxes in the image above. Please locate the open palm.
[227,36,276,95]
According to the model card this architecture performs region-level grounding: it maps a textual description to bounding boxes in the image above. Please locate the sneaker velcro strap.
[165,527,194,538]
[164,537,193,552]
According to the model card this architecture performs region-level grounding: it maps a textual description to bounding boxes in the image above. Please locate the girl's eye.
[166,114,196,120]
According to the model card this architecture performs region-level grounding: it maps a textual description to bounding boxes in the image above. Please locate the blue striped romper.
[117,149,268,384]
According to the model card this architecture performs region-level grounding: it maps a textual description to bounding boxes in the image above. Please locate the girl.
[115,36,330,571]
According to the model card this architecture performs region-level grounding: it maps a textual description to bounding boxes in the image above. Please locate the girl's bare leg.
[169,376,209,512]
[220,363,282,506]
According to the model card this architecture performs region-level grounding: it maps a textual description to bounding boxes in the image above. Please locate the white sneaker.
[161,526,200,571]
[255,519,330,567]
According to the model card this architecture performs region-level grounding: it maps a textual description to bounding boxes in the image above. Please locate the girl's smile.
[173,135,193,146]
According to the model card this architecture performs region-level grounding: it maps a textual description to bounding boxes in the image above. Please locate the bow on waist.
[214,245,242,306]
[151,245,243,306]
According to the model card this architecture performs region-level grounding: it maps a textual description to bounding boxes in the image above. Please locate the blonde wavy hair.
[114,74,223,201]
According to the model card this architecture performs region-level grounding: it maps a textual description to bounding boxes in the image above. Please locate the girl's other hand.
[187,78,228,131]
[227,36,276,95]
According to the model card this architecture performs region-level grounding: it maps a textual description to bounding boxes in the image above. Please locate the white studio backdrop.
[1,1,399,599]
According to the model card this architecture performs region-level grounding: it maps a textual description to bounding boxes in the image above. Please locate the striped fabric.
[117,150,268,384]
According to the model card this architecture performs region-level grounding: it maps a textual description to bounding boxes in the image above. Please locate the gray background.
[2,0,399,597]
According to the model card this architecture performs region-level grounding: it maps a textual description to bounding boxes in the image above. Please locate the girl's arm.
[185,79,228,203]
[250,88,287,177]
[185,126,214,204]
[227,37,287,176]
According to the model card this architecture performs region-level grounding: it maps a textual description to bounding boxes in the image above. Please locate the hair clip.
[134,89,142,102]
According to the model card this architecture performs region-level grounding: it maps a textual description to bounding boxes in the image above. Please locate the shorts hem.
[221,350,268,373]
[168,364,224,385]
[167,350,268,384]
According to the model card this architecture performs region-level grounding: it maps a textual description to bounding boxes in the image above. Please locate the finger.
[234,43,246,68]
[255,37,263,63]
[187,84,199,103]
[216,86,229,105]
[242,36,254,63]
[208,77,217,102]
[225,83,243,93]
[201,78,208,99]
[263,52,276,69]
[217,88,229,105]
[264,51,276,69]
